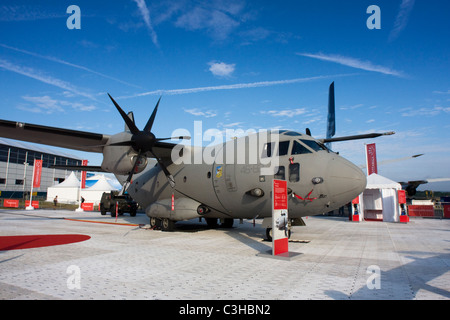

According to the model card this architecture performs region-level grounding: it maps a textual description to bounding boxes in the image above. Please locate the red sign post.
[26,159,43,210]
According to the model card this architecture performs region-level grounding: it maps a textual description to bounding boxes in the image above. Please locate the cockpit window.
[292,141,312,155]
[300,139,327,152]
[262,141,290,158]
[282,131,303,137]
[279,141,290,156]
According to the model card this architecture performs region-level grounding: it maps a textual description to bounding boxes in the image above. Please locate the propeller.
[107,94,183,191]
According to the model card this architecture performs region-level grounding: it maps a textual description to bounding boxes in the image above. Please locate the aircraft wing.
[399,178,450,196]
[0,119,177,158]
[0,119,110,153]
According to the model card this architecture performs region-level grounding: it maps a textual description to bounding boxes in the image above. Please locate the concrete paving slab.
[0,209,449,300]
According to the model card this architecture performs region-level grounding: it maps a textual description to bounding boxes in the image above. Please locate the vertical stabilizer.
[326,82,335,149]
[125,112,135,132]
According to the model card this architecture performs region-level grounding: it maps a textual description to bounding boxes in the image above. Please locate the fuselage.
[126,130,366,222]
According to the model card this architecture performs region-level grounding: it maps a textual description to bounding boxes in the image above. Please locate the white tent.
[46,171,80,204]
[357,173,402,222]
[81,175,119,205]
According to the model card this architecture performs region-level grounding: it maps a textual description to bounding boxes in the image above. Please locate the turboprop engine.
[101,132,148,175]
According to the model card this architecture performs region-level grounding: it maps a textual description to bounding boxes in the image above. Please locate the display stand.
[257,179,301,261]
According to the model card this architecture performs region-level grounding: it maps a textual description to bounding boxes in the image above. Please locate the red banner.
[81,160,88,189]
[25,200,40,209]
[398,190,406,204]
[33,159,43,188]
[3,199,19,208]
[365,143,378,175]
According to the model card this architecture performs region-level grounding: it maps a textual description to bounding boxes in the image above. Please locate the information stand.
[257,179,301,261]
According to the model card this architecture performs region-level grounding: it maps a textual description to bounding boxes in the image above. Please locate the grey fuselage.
[124,131,366,222]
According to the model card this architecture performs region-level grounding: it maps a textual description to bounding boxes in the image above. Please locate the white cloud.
[208,61,235,77]
[389,0,415,42]
[119,73,352,99]
[184,108,217,118]
[401,106,450,117]
[173,1,244,40]
[133,0,159,47]
[0,43,141,88]
[19,95,96,114]
[298,52,405,77]
[261,108,307,118]
[0,58,99,102]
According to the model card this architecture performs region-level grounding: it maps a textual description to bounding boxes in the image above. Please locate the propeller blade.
[156,136,191,141]
[143,96,161,133]
[154,155,175,188]
[108,141,134,147]
[108,94,140,135]
[119,151,143,195]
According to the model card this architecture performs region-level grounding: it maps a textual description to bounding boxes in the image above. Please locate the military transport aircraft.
[0,82,394,235]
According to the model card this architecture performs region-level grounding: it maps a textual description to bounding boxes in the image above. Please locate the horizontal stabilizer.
[320,131,395,143]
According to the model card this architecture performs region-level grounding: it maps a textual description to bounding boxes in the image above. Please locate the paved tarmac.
[0,209,449,300]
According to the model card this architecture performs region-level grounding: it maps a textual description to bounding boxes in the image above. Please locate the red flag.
[81,160,88,189]
[365,143,378,175]
[33,160,43,188]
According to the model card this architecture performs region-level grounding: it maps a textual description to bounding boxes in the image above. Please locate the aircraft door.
[288,159,300,183]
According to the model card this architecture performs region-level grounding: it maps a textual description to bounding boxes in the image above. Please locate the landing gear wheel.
[149,217,160,229]
[161,218,175,231]
[266,228,273,241]
[265,228,291,241]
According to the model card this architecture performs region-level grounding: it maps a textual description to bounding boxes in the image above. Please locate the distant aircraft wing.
[399,178,450,196]
[359,154,424,169]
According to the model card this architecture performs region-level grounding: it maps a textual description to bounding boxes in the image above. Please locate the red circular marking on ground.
[0,234,91,251]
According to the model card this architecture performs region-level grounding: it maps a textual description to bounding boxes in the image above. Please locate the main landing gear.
[149,217,175,231]
[265,228,292,242]
[148,217,234,232]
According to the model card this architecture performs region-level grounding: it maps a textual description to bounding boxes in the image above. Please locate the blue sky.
[1,0,449,190]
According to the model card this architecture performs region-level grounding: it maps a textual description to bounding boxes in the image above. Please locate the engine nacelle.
[101,132,147,175]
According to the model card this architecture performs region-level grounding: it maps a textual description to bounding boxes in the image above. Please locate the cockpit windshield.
[262,139,328,158]
[299,139,327,152]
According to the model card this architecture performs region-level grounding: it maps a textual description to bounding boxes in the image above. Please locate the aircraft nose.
[327,156,367,205]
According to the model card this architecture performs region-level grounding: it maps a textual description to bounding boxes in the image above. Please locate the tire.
[161,218,175,231]
[266,228,291,241]
[266,228,272,241]
[149,217,160,228]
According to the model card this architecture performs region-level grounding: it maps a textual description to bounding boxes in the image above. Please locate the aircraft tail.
[325,82,335,149]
